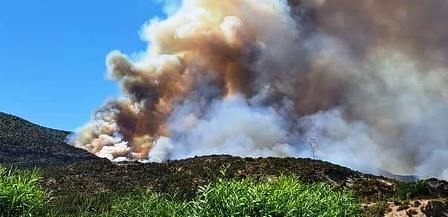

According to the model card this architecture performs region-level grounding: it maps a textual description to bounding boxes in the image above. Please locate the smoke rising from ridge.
[72,0,448,179]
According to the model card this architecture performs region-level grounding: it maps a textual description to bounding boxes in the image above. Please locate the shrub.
[395,181,430,200]
[0,168,361,217]
[190,176,361,217]
[94,175,361,217]
[48,192,117,217]
[101,191,192,217]
[361,201,389,217]
[0,165,47,217]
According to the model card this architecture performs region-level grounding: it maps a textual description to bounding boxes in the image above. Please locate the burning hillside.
[71,0,448,180]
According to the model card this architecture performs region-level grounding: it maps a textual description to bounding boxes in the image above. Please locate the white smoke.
[72,0,448,180]
[298,109,381,173]
[167,95,294,159]
[147,137,175,162]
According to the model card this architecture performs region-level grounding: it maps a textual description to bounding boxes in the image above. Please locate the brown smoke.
[72,0,448,179]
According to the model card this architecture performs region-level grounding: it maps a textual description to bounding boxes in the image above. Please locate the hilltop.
[0,112,98,168]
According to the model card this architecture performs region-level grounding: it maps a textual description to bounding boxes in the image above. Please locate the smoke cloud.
[71,0,448,179]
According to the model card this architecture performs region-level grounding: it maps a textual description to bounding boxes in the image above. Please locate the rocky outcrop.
[422,200,448,217]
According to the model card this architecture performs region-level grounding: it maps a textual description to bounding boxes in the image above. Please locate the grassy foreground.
[0,166,47,217]
[0,165,361,217]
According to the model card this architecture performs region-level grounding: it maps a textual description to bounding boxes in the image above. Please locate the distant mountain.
[0,112,99,168]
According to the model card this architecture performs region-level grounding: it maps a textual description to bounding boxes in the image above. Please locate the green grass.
[54,176,361,217]
[0,165,361,217]
[97,191,192,217]
[0,165,47,217]
[189,176,361,217]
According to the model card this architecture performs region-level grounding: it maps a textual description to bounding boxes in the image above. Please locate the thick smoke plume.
[72,0,448,179]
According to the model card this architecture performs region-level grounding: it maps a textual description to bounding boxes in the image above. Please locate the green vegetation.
[395,181,431,200]
[187,176,361,217]
[394,178,448,200]
[0,165,47,217]
[55,176,360,217]
[42,155,392,203]
[0,165,361,217]
[361,202,388,217]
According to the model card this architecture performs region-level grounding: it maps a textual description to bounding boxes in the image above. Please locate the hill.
[0,112,99,168]
[41,155,448,216]
[42,155,448,201]
[1,112,447,215]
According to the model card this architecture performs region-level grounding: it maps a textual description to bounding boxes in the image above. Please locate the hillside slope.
[43,155,448,202]
[0,112,99,168]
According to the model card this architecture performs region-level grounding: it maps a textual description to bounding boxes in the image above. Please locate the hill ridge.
[0,112,98,168]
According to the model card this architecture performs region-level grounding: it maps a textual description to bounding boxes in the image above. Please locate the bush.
[361,201,389,217]
[101,192,192,217]
[0,165,47,217]
[190,176,361,217]
[395,181,430,200]
[48,192,118,217]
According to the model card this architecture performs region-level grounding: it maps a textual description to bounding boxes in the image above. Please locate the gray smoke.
[71,0,448,179]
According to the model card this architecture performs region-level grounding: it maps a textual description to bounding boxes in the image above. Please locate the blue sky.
[0,0,168,131]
